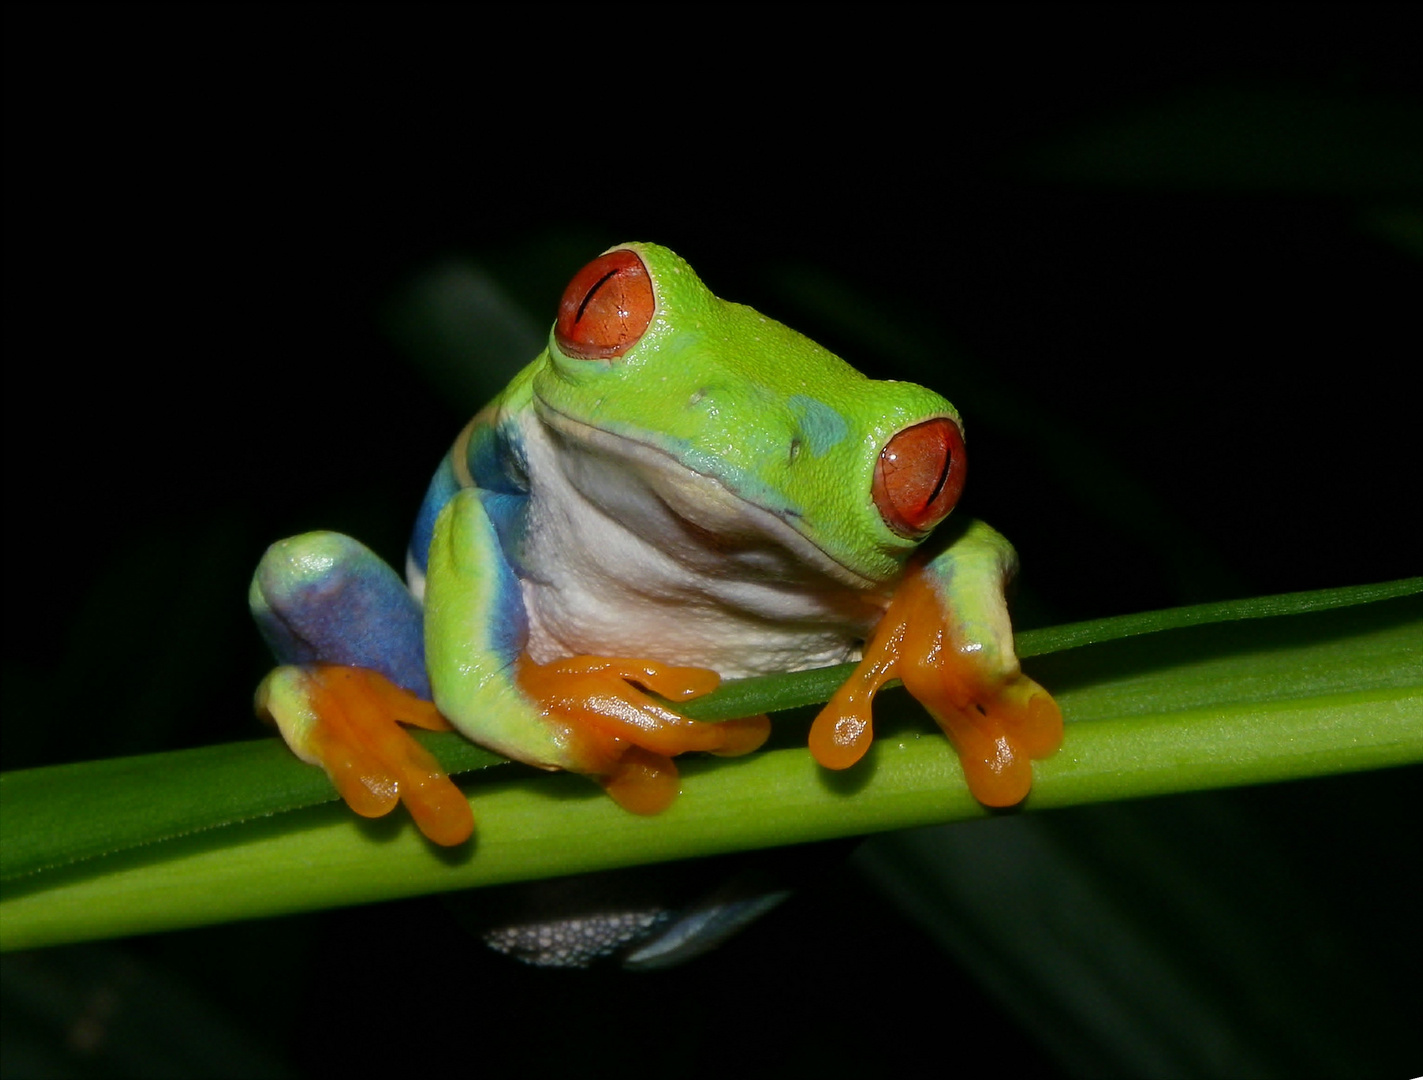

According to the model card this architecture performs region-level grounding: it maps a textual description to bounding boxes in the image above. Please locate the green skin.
[421,244,1021,770]
[255,242,1029,807]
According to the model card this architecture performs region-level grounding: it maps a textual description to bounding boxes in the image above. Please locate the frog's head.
[530,243,965,589]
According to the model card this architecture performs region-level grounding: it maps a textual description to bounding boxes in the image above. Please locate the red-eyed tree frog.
[250,243,1062,846]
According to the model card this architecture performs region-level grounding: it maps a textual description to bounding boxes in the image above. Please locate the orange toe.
[810,566,1063,806]
[600,747,681,815]
[289,665,473,845]
[516,653,768,813]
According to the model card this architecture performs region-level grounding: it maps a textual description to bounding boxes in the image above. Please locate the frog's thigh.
[250,530,428,697]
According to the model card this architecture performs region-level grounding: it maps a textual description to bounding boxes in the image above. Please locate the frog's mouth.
[534,401,885,594]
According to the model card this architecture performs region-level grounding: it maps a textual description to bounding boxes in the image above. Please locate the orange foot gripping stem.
[257,664,474,846]
[515,655,770,815]
[809,567,1062,806]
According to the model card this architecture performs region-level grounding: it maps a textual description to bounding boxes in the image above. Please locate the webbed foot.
[257,664,474,845]
[515,655,770,814]
[809,567,1062,805]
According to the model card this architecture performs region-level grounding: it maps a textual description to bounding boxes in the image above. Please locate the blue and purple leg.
[249,531,473,845]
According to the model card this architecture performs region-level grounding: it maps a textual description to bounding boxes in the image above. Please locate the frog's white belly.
[513,410,886,680]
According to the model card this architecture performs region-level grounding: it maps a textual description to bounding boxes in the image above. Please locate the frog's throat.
[533,399,883,593]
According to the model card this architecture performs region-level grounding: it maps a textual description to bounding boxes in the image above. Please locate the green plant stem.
[3,685,1416,953]
[2,584,1419,952]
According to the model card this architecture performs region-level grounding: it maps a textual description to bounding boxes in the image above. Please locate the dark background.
[4,6,1419,1077]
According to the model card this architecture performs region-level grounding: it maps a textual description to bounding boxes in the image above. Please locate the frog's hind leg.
[250,531,472,845]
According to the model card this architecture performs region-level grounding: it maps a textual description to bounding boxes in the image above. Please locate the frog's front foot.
[257,664,475,846]
[809,566,1062,806]
[901,666,1061,806]
[515,655,771,814]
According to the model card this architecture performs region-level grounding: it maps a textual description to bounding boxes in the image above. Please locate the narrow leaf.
[1,585,1417,951]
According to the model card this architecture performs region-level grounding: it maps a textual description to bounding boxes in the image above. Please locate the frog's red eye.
[872,417,966,537]
[555,249,655,360]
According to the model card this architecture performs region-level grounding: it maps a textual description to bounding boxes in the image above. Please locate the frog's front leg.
[810,519,1062,805]
[425,489,770,815]
[250,532,473,845]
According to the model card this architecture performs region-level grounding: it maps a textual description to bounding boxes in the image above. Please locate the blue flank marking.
[477,490,529,575]
[411,422,526,574]
[467,419,525,494]
[406,427,531,668]
[789,395,848,458]
[409,456,462,575]
[475,491,530,666]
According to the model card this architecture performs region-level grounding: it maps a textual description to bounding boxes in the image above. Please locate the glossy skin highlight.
[250,243,1061,845]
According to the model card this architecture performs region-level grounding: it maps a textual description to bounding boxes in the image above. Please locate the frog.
[249,242,1062,847]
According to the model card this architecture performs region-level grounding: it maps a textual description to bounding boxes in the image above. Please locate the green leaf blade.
[0,732,506,882]
[1,582,1418,952]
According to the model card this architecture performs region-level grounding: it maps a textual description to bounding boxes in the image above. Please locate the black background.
[4,6,1420,1077]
